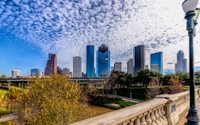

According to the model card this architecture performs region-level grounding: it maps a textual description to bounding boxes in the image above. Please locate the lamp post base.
[185,108,199,125]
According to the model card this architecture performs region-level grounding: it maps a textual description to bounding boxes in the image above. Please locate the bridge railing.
[71,89,200,125]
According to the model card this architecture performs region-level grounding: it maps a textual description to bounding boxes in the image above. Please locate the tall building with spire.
[134,45,145,76]
[44,53,57,76]
[96,44,110,78]
[175,50,187,73]
[86,45,95,78]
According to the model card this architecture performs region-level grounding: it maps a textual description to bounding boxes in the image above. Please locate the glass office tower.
[96,44,110,78]
[134,45,145,76]
[86,45,95,78]
[31,68,41,77]
[150,52,163,74]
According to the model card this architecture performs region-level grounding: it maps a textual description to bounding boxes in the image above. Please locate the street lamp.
[182,0,200,124]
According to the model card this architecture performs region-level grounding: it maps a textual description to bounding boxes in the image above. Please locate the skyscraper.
[31,68,41,77]
[175,50,187,72]
[150,52,163,74]
[114,62,122,71]
[12,70,21,78]
[96,44,110,78]
[73,56,82,78]
[127,59,134,74]
[134,45,145,76]
[44,53,57,76]
[86,45,95,78]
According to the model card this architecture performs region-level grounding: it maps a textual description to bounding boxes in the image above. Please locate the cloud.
[1,0,200,71]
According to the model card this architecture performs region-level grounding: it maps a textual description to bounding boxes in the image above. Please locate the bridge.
[71,89,200,125]
[0,78,107,89]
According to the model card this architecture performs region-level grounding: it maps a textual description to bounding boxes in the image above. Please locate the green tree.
[175,71,189,84]
[195,71,200,80]
[107,71,134,89]
[17,75,87,125]
[161,74,172,86]
[136,69,152,87]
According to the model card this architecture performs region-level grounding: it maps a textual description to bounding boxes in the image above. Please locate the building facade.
[175,50,187,73]
[73,56,82,78]
[127,59,134,74]
[86,45,95,78]
[134,45,145,76]
[31,68,40,77]
[150,52,163,74]
[96,44,110,78]
[114,62,122,71]
[62,68,71,77]
[12,70,21,78]
[44,53,57,76]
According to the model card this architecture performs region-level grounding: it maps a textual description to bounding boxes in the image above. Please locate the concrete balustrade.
[71,89,200,125]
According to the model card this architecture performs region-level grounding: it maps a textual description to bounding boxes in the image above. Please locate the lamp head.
[182,0,199,13]
[194,8,200,20]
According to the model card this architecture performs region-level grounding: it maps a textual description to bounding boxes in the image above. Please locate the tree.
[0,75,7,79]
[195,71,200,80]
[162,75,185,94]
[168,75,185,94]
[175,71,189,84]
[145,87,161,100]
[4,87,22,111]
[106,71,119,93]
[136,69,152,87]
[17,75,87,125]
[161,74,173,86]
[107,71,134,89]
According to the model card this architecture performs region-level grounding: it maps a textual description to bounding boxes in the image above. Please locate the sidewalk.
[178,98,200,124]
[101,94,144,103]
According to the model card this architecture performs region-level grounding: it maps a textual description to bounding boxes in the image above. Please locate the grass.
[0,88,13,117]
[0,122,11,125]
[0,89,8,98]
[107,100,136,107]
[89,95,135,109]
[0,107,12,116]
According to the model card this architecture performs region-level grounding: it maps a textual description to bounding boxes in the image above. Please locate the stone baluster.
[135,116,141,125]
[146,111,152,125]
[158,106,163,122]
[128,118,136,125]
[150,110,157,125]
[140,113,147,125]
[155,108,161,125]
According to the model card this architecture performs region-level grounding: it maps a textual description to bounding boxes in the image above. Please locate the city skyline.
[2,1,200,76]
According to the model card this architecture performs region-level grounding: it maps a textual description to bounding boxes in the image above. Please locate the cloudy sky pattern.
[1,0,200,72]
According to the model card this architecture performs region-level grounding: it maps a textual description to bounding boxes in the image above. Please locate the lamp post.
[182,0,200,124]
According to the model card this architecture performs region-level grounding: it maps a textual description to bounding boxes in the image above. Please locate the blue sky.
[0,33,46,76]
[1,0,200,76]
